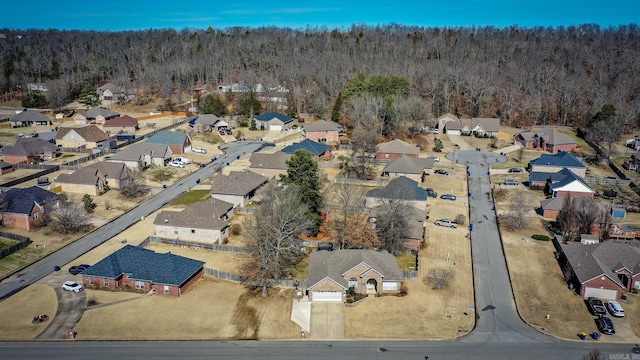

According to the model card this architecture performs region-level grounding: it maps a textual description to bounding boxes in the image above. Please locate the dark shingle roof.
[104,115,138,127]
[145,131,189,146]
[80,107,120,119]
[366,176,428,201]
[210,171,269,196]
[515,128,577,146]
[195,114,221,126]
[282,140,332,156]
[249,152,292,170]
[540,196,595,212]
[303,120,340,132]
[153,198,233,230]
[255,112,293,123]
[56,162,128,185]
[0,160,12,169]
[548,168,592,192]
[445,118,500,132]
[383,155,434,174]
[307,250,403,289]
[109,143,172,162]
[0,186,58,215]
[561,242,640,287]
[3,138,58,157]
[56,125,109,142]
[376,139,420,155]
[82,245,204,286]
[10,110,51,123]
[529,152,585,168]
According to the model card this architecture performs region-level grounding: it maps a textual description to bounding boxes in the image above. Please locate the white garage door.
[184,145,192,153]
[584,287,618,300]
[270,125,282,132]
[312,291,342,302]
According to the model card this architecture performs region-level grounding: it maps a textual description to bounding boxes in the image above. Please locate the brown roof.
[56,162,129,185]
[210,171,269,196]
[303,120,340,132]
[383,154,434,174]
[56,125,109,142]
[445,118,500,132]
[104,115,139,127]
[249,152,292,170]
[153,198,234,230]
[376,139,420,155]
[515,128,577,146]
[561,241,640,288]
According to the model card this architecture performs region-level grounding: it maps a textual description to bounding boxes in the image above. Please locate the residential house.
[107,143,173,169]
[437,113,459,133]
[55,125,110,149]
[0,161,13,175]
[154,198,234,245]
[625,135,640,151]
[528,152,587,177]
[9,109,52,127]
[539,196,597,220]
[248,152,292,179]
[558,241,640,300]
[103,115,139,134]
[306,249,404,302]
[96,83,133,105]
[2,138,58,164]
[145,131,192,154]
[81,245,204,296]
[254,112,293,132]
[514,128,578,154]
[55,162,130,195]
[546,168,594,199]
[210,171,269,207]
[193,114,225,133]
[375,139,421,160]
[370,206,427,252]
[381,155,435,182]
[301,120,340,143]
[74,107,120,125]
[0,186,59,230]
[444,117,500,137]
[365,176,428,211]
[282,139,332,160]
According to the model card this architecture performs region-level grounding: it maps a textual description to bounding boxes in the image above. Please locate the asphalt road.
[0,140,267,301]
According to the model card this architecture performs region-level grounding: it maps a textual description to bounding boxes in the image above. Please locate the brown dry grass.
[145,243,242,274]
[0,284,57,339]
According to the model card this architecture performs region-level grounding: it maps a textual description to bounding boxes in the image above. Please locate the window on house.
[103,279,108,287]
[33,212,39,220]
[191,229,195,234]
[348,277,358,290]
[164,285,170,294]
[174,228,179,235]
[88,277,94,285]
[135,280,144,289]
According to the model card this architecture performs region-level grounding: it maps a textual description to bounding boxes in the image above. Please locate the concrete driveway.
[36,271,86,339]
[608,316,640,342]
[310,302,344,339]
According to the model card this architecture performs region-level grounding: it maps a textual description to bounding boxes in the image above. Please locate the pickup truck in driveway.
[435,219,458,228]
[587,297,607,316]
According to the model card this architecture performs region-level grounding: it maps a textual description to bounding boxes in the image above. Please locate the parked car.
[168,161,185,168]
[434,169,449,175]
[62,281,84,293]
[432,128,440,134]
[508,168,523,173]
[68,264,91,275]
[440,194,456,201]
[587,297,607,316]
[292,124,299,129]
[435,219,458,228]
[431,156,440,162]
[503,179,519,186]
[192,147,207,154]
[607,301,625,317]
[173,157,191,165]
[426,188,437,198]
[595,316,615,335]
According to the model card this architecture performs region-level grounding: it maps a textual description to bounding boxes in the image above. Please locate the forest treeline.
[1,24,639,128]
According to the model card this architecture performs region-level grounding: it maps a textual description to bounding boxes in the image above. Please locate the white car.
[431,156,440,162]
[192,147,207,154]
[607,300,625,317]
[432,128,440,134]
[62,281,84,293]
[168,161,185,168]
[173,157,191,165]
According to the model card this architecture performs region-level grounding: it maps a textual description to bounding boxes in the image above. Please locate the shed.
[611,207,627,220]
[580,234,600,245]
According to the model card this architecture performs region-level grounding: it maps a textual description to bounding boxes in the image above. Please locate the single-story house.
[437,113,459,133]
[2,137,58,164]
[370,206,427,252]
[145,131,192,154]
[558,240,640,300]
[193,114,225,133]
[210,171,269,207]
[306,249,404,302]
[539,196,598,220]
[96,83,133,105]
[381,155,435,182]
[444,117,500,137]
[0,186,59,230]
[365,176,428,211]
[546,168,594,199]
[514,128,578,154]
[301,120,340,143]
[9,109,52,127]
[55,125,110,149]
[103,115,139,134]
[375,139,420,160]
[154,198,234,245]
[248,151,292,179]
[81,245,204,296]
[282,139,332,160]
[0,160,13,175]
[254,112,293,132]
[625,135,640,151]
[74,107,120,125]
[107,143,173,169]
[528,152,587,177]
[55,162,130,195]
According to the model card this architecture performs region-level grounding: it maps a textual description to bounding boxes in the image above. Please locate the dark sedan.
[595,317,615,335]
[434,169,449,175]
[69,264,91,275]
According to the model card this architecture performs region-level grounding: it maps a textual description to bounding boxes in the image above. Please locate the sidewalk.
[290,295,311,335]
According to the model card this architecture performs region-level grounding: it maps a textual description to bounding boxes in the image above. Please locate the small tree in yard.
[454,214,467,225]
[424,267,454,289]
[432,138,443,152]
[50,196,91,233]
[120,169,150,198]
[82,194,97,213]
[501,192,536,230]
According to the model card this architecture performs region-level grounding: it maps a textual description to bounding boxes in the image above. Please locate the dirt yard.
[0,284,57,339]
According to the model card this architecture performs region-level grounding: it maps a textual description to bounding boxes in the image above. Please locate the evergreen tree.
[331,91,343,122]
[239,92,262,118]
[280,149,323,234]
[78,84,101,108]
[21,92,48,108]
[200,94,226,116]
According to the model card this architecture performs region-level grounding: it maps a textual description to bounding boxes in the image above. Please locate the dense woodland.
[1,24,639,128]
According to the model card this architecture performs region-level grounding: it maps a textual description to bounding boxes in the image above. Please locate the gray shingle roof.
[529,152,585,169]
[255,112,293,123]
[282,139,332,156]
[81,245,204,286]
[56,162,128,185]
[10,110,51,123]
[109,143,173,162]
[383,155,434,174]
[3,138,58,157]
[515,128,577,146]
[366,176,428,201]
[249,152,292,170]
[445,118,500,132]
[195,114,221,126]
[548,168,592,192]
[81,107,120,119]
[303,120,340,132]
[145,131,190,146]
[540,196,595,212]
[561,242,640,287]
[153,198,233,230]
[376,139,420,155]
[0,186,58,215]
[97,83,124,93]
[307,249,403,289]
[210,171,269,196]
[104,115,138,127]
[56,125,109,142]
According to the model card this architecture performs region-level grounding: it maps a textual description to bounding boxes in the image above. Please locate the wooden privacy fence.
[140,236,248,253]
[0,231,32,260]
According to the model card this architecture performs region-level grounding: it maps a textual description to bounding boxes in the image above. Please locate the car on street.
[434,169,448,175]
[508,168,523,173]
[69,264,91,275]
[440,194,456,201]
[62,281,84,293]
[587,297,607,316]
[607,301,625,317]
[435,219,458,228]
[595,316,615,335]
[168,161,185,168]
[426,188,437,198]
[192,147,207,154]
[503,179,519,186]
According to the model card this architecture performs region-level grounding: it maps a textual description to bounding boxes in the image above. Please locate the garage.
[269,124,282,132]
[584,287,618,300]
[311,291,343,302]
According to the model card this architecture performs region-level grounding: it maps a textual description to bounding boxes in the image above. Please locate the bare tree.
[423,267,454,289]
[119,169,150,198]
[327,183,366,249]
[501,192,536,231]
[580,349,603,360]
[373,184,414,254]
[49,196,91,234]
[557,197,612,240]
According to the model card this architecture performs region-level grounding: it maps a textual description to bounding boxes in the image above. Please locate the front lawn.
[168,190,212,207]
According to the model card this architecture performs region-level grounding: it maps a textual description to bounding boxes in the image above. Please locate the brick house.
[103,115,139,134]
[0,160,13,175]
[0,186,59,230]
[514,128,578,154]
[210,171,269,207]
[307,249,404,302]
[145,131,192,154]
[254,112,293,132]
[381,154,435,182]
[193,114,227,133]
[81,245,204,296]
[539,196,598,220]
[375,139,420,160]
[107,143,172,170]
[55,162,130,195]
[2,137,59,164]
[528,152,587,177]
[74,107,120,125]
[558,240,640,300]
[301,120,340,143]
[55,125,110,149]
[248,152,292,179]
[96,83,133,105]
[365,176,428,211]
[154,198,234,245]
[282,140,332,160]
[444,117,500,137]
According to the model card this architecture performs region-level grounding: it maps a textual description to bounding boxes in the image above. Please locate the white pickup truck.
[434,219,458,228]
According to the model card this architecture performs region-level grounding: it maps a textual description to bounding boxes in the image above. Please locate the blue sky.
[3,1,638,31]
